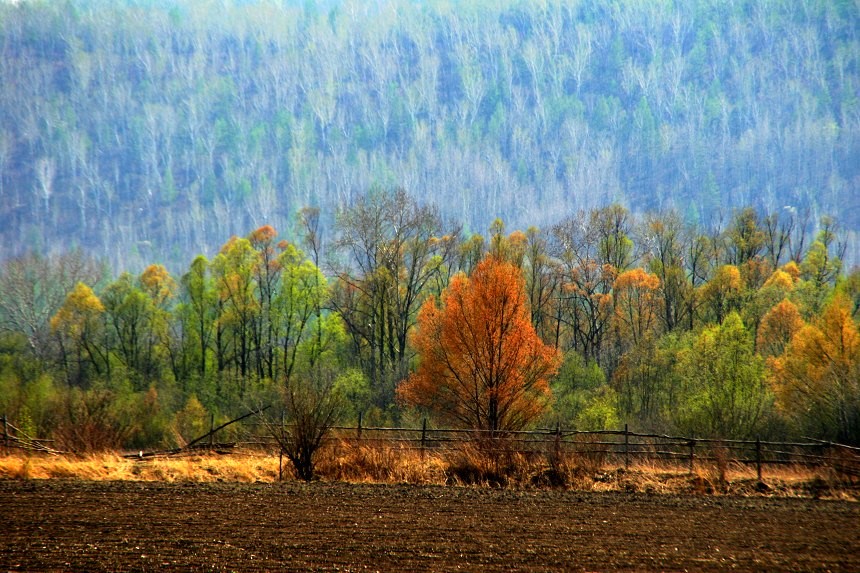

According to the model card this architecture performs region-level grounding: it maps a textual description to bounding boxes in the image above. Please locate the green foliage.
[332,369,371,425]
[101,273,160,387]
[0,369,20,418]
[726,208,765,265]
[836,268,860,319]
[125,386,173,450]
[173,394,209,444]
[613,334,685,433]
[799,226,843,314]
[21,374,60,438]
[549,352,618,431]
[674,313,772,439]
[1,200,858,449]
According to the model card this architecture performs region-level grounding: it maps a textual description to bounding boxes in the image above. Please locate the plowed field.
[2,480,858,572]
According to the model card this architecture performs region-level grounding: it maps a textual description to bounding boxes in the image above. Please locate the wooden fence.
[311,421,860,479]
[3,411,859,479]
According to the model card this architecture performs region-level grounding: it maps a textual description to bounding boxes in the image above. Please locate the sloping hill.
[0,0,857,270]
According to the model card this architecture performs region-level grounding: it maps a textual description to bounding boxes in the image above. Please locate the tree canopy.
[1,199,858,449]
[398,256,560,434]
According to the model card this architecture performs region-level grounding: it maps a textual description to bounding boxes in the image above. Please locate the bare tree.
[263,368,344,481]
[332,189,457,402]
[0,251,103,357]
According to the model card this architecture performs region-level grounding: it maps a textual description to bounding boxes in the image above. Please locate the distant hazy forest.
[0,0,858,271]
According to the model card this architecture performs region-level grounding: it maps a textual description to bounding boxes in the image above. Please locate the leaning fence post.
[420,417,427,459]
[688,438,696,475]
[755,437,763,482]
[624,424,629,470]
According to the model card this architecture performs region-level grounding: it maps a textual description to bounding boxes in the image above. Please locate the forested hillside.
[1,0,858,271]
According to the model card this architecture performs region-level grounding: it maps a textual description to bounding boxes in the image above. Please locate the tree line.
[1,192,858,450]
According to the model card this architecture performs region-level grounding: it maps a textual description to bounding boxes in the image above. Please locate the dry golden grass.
[317,441,447,484]
[0,452,281,483]
[1,446,856,500]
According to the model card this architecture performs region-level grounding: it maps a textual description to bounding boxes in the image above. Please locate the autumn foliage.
[397,256,560,433]
[757,299,804,358]
[769,295,860,442]
[3,202,860,452]
[613,268,662,345]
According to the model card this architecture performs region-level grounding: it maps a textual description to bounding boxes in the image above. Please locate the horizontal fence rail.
[241,420,860,479]
[3,412,859,479]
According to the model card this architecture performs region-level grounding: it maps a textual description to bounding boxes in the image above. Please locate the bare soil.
[1,479,858,572]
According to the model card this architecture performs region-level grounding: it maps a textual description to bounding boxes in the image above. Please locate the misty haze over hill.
[0,0,858,271]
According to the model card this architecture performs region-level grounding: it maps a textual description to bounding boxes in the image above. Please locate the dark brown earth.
[1,480,858,572]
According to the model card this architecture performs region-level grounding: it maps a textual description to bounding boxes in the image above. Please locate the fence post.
[357,411,362,440]
[278,411,285,481]
[688,438,696,475]
[755,437,762,482]
[2,414,7,450]
[555,421,561,462]
[420,417,427,459]
[209,413,215,448]
[624,424,629,470]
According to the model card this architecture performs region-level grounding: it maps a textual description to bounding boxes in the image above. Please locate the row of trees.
[1,193,859,450]
[1,0,858,272]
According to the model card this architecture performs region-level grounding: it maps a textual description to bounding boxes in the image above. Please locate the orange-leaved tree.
[397,256,560,434]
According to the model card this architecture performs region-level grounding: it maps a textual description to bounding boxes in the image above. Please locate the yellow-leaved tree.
[700,264,743,324]
[769,294,860,443]
[757,298,804,358]
[50,282,107,386]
